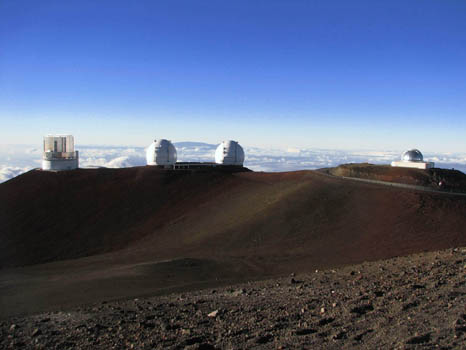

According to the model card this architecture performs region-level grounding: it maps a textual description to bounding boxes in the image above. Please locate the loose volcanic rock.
[1,247,465,349]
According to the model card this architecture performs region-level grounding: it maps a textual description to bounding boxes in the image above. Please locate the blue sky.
[1,0,465,151]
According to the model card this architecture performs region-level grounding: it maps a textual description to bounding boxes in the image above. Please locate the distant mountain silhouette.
[174,141,217,149]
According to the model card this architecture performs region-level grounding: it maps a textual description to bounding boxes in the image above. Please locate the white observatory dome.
[215,140,245,166]
[402,149,424,162]
[146,139,177,166]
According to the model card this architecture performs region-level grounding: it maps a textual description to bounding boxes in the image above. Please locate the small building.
[215,140,245,166]
[391,149,434,170]
[42,135,79,171]
[146,139,177,167]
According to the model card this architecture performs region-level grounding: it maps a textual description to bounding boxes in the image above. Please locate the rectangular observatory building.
[391,160,434,170]
[42,135,79,171]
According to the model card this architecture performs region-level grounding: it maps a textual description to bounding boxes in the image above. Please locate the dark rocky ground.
[2,247,465,350]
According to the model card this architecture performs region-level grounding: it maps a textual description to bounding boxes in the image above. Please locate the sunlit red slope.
[1,166,465,270]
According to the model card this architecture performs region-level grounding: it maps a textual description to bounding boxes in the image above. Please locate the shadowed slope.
[1,167,465,270]
[127,170,466,273]
[0,167,250,267]
[1,166,466,317]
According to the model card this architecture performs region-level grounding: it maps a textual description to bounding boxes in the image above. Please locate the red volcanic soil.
[0,166,251,267]
[3,248,465,349]
[325,163,466,193]
[1,166,466,317]
[2,166,466,268]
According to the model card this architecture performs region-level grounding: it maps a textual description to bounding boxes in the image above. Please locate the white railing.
[43,151,79,160]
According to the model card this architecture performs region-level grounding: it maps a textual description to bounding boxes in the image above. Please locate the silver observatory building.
[391,149,434,170]
[42,135,79,171]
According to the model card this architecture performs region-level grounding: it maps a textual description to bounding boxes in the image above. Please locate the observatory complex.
[146,139,177,167]
[391,149,434,170]
[42,135,79,171]
[215,140,245,166]
[145,139,246,169]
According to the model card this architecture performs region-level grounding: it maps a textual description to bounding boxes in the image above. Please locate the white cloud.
[0,166,34,183]
[102,155,146,168]
[1,143,465,183]
[78,146,146,168]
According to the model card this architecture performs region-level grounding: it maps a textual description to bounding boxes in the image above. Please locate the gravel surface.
[2,247,465,349]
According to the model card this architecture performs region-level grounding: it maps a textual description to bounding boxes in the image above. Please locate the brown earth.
[1,247,465,349]
[1,166,466,320]
[325,163,466,193]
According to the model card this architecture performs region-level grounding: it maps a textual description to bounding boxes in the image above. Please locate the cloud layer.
[0,166,34,183]
[1,143,466,183]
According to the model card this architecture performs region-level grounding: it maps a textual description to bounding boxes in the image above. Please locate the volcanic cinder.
[0,165,465,348]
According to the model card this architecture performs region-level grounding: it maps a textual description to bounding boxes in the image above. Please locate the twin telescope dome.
[146,139,177,166]
[215,140,245,166]
[145,139,245,166]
